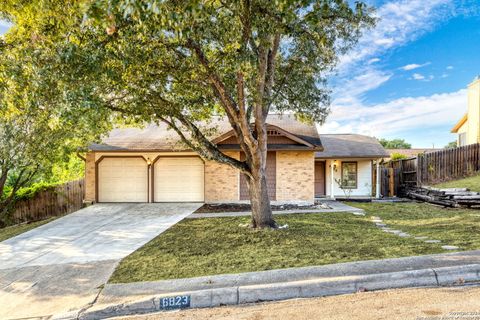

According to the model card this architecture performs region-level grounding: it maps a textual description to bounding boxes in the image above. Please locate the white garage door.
[154,157,204,202]
[98,157,148,202]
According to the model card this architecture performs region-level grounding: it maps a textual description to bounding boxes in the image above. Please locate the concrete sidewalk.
[76,250,480,320]
[189,201,363,218]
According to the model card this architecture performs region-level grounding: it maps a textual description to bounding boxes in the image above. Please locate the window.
[341,162,357,189]
[459,133,467,147]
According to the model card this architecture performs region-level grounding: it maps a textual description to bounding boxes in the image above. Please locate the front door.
[240,152,277,200]
[315,161,326,197]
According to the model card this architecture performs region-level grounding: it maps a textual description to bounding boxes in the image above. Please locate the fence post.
[416,154,422,187]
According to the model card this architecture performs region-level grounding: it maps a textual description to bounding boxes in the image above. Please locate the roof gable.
[214,124,316,148]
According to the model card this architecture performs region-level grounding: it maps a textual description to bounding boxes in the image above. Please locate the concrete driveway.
[0,203,201,320]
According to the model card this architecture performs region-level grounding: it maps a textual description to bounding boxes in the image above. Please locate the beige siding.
[466,79,480,145]
[204,151,240,202]
[85,152,96,202]
[86,150,316,203]
[276,151,315,202]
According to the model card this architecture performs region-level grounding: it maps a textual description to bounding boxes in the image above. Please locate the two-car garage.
[96,156,204,203]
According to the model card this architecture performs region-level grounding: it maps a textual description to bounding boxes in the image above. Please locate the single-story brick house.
[83,114,388,204]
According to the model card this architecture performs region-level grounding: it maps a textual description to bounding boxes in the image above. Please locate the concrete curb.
[76,264,480,320]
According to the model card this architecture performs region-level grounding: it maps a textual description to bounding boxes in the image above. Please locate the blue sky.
[324,0,480,147]
[2,0,480,147]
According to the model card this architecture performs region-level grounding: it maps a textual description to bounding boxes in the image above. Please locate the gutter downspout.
[76,152,86,162]
[330,161,335,200]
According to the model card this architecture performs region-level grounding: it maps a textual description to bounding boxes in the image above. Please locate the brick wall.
[204,151,240,202]
[84,152,96,202]
[276,151,315,202]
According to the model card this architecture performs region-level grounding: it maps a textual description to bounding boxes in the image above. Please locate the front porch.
[315,158,382,200]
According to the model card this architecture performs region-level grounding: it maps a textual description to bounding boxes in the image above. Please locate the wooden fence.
[11,179,85,224]
[382,143,480,196]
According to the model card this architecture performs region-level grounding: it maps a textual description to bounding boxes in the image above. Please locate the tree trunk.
[246,156,276,229]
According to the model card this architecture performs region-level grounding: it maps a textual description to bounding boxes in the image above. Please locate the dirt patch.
[194,202,330,214]
[117,286,480,320]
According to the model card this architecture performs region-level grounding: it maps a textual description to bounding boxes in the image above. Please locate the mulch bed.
[194,202,329,214]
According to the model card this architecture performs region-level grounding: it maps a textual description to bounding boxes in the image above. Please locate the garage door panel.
[98,158,148,202]
[154,157,204,202]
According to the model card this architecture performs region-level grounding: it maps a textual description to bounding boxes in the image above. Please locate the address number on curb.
[159,295,191,310]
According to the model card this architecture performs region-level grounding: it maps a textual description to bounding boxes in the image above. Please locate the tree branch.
[159,115,249,173]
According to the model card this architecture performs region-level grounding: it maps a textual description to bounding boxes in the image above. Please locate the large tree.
[0,32,110,225]
[1,0,375,228]
[379,138,412,149]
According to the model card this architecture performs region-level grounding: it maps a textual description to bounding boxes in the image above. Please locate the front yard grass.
[0,218,56,242]
[433,174,480,192]
[349,202,480,250]
[109,211,445,283]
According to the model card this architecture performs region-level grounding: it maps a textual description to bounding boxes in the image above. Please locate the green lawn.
[109,211,447,283]
[0,218,56,242]
[350,202,480,250]
[433,174,480,192]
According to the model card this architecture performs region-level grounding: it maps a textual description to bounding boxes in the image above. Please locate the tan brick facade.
[84,152,96,202]
[276,151,315,202]
[83,150,315,203]
[204,151,240,202]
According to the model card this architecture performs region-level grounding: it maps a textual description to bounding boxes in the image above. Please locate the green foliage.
[444,141,458,149]
[0,0,375,142]
[0,2,109,221]
[10,182,56,201]
[379,138,412,149]
[434,173,480,192]
[48,154,85,184]
[1,0,375,225]
[390,152,408,160]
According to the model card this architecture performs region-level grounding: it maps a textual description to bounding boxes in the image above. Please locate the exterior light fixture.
[333,160,338,172]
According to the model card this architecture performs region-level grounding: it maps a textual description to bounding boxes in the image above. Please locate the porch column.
[330,161,335,200]
[376,159,381,199]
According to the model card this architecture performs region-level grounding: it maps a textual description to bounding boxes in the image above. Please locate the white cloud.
[333,68,392,106]
[446,65,454,70]
[411,73,435,81]
[401,62,431,71]
[320,89,467,141]
[337,0,451,73]
[412,73,425,80]
[331,0,452,108]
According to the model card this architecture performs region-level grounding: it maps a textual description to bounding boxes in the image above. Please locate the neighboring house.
[83,115,388,204]
[384,148,440,160]
[451,77,480,146]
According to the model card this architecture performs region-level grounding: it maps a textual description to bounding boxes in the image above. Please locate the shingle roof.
[89,114,322,151]
[315,134,389,159]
